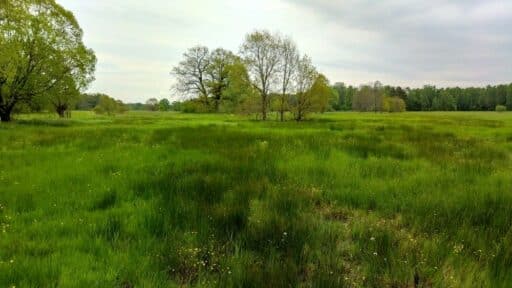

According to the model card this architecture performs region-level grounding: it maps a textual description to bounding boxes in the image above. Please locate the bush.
[383,97,406,113]
[181,100,211,113]
[496,105,507,112]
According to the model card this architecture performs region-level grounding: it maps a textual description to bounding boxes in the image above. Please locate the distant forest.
[82,82,512,114]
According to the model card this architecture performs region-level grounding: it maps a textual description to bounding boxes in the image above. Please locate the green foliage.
[158,98,171,111]
[308,74,335,113]
[0,0,96,121]
[496,105,507,112]
[332,82,356,111]
[383,96,406,112]
[93,94,127,115]
[432,90,457,111]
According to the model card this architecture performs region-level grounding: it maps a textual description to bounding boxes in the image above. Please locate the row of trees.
[0,0,96,122]
[172,31,334,121]
[334,82,512,112]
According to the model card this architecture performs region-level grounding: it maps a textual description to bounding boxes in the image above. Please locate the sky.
[57,0,512,103]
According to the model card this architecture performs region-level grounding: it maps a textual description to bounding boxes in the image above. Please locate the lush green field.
[1,111,512,287]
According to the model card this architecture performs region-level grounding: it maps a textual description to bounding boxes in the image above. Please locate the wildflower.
[370,237,375,241]
[373,252,378,256]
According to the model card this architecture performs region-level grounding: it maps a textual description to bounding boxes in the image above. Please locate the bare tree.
[240,30,281,120]
[277,36,299,121]
[291,55,318,121]
[172,46,210,106]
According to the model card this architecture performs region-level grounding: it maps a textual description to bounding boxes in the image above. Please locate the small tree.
[93,94,125,115]
[309,74,334,113]
[159,98,171,111]
[290,55,318,121]
[383,97,406,112]
[146,98,159,111]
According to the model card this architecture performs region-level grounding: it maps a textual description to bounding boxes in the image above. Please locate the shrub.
[383,97,406,113]
[496,105,507,112]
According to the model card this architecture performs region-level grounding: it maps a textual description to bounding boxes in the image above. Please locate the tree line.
[332,82,512,112]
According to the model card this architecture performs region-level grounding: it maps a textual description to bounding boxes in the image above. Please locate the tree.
[352,82,384,112]
[290,55,317,121]
[46,80,80,118]
[206,48,236,112]
[309,74,334,113]
[420,85,438,111]
[159,98,171,111]
[383,97,406,112]
[0,0,96,122]
[240,30,281,120]
[277,36,299,121]
[93,94,126,115]
[222,58,257,113]
[146,98,159,111]
[172,46,210,106]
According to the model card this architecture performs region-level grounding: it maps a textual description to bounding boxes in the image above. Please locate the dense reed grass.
[1,111,511,287]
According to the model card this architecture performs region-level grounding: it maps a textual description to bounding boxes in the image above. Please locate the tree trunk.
[261,94,267,121]
[279,95,285,122]
[214,98,220,113]
[56,105,67,118]
[0,106,12,122]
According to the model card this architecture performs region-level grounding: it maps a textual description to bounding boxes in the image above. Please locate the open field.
[1,111,512,287]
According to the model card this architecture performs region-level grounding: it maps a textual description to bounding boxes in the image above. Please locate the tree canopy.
[0,0,96,121]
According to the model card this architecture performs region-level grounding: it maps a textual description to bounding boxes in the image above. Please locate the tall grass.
[0,111,511,287]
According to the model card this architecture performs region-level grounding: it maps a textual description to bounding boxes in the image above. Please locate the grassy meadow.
[1,111,512,287]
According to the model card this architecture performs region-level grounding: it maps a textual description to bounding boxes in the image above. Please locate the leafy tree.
[290,55,317,121]
[383,97,406,112]
[222,59,257,113]
[309,74,334,113]
[159,98,171,111]
[146,98,159,111]
[240,30,281,120]
[206,48,236,112]
[93,94,126,115]
[0,0,96,122]
[47,85,79,118]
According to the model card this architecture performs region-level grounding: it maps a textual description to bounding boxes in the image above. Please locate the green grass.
[1,111,512,287]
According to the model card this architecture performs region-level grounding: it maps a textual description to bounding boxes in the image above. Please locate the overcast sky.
[58,0,512,103]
